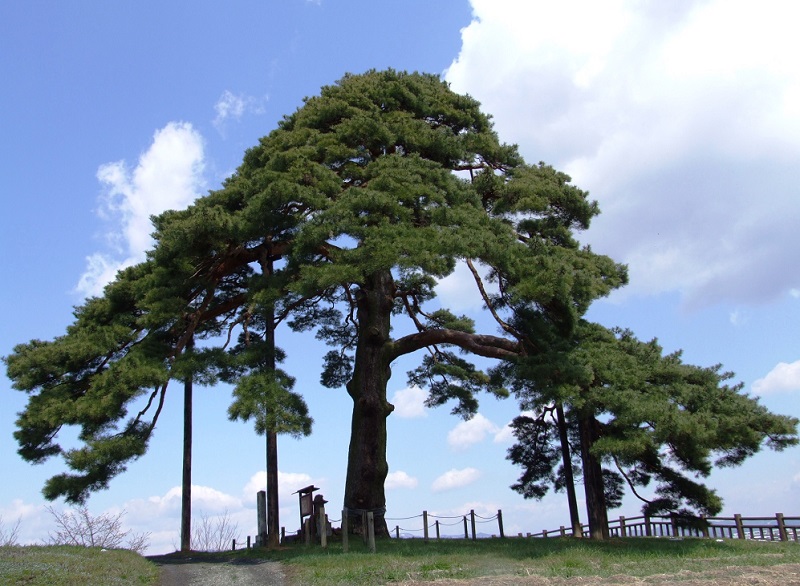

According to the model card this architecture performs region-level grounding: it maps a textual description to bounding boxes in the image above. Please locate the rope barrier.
[385,513,424,521]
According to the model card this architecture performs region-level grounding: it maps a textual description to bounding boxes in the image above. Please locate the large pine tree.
[5,70,625,536]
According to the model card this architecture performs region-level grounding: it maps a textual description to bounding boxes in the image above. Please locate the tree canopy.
[5,70,627,534]
[501,320,799,538]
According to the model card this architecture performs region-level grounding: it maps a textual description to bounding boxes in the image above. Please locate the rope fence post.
[463,516,468,539]
[395,525,400,539]
[342,510,349,552]
[497,510,504,538]
[620,516,627,538]
[435,520,440,540]
[367,511,376,553]
[470,510,477,540]
[423,511,429,543]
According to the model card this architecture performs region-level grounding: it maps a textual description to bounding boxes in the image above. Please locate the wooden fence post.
[645,515,652,537]
[620,516,627,538]
[700,515,709,538]
[342,510,349,553]
[423,511,429,542]
[470,510,477,540]
[435,520,440,540]
[497,510,504,538]
[776,513,788,541]
[395,526,400,539]
[247,535,251,549]
[734,514,745,540]
[543,529,548,538]
[367,511,376,553]
[560,526,566,537]
[463,516,468,539]
[670,513,679,537]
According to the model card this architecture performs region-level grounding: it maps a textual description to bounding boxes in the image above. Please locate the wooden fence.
[233,511,800,550]
[528,513,800,542]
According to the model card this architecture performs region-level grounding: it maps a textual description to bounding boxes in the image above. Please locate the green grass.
[221,536,800,585]
[0,545,159,586]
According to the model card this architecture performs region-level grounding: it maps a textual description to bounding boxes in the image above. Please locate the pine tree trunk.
[343,270,395,537]
[556,402,582,537]
[264,256,280,548]
[578,410,609,540]
[180,337,194,552]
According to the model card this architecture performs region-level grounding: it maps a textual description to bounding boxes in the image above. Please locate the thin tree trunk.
[343,270,394,537]
[578,410,608,540]
[556,402,582,537]
[264,257,280,548]
[180,337,194,552]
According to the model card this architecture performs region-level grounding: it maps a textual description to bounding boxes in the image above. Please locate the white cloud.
[385,471,418,490]
[242,471,315,508]
[432,468,481,493]
[213,90,268,133]
[391,386,428,419]
[752,360,800,395]
[435,260,497,313]
[446,0,800,306]
[77,122,205,297]
[447,413,499,451]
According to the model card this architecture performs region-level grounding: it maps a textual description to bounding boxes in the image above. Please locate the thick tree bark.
[344,270,395,537]
[578,410,609,540]
[556,402,582,537]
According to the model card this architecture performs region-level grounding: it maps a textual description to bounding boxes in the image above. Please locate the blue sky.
[2,0,799,554]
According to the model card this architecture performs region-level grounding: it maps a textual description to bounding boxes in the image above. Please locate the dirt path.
[149,554,286,586]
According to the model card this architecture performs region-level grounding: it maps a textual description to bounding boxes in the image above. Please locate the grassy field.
[3,537,799,585]
[0,545,159,586]
[256,536,800,585]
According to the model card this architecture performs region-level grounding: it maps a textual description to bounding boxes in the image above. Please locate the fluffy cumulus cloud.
[385,471,419,490]
[432,468,482,493]
[77,122,206,297]
[391,386,429,418]
[752,360,800,395]
[447,413,500,451]
[446,0,800,307]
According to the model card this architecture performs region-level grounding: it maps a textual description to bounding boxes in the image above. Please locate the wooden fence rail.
[528,512,800,542]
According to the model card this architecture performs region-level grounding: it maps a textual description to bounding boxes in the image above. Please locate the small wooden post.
[395,525,400,539]
[232,539,236,551]
[342,510,349,553]
[423,510,429,542]
[257,490,268,546]
[543,529,548,538]
[645,515,652,537]
[304,517,311,546]
[560,526,566,537]
[367,511,376,553]
[734,514,744,540]
[463,516,468,539]
[670,513,679,537]
[435,520,440,540]
[470,510,477,540]
[319,502,327,548]
[247,535,251,549]
[620,516,627,538]
[497,510,504,538]
[776,513,788,541]
[700,515,709,538]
